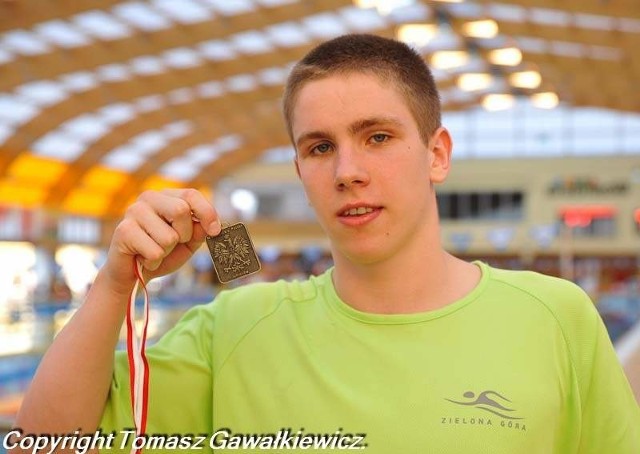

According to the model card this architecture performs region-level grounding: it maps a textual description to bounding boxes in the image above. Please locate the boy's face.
[291,72,450,265]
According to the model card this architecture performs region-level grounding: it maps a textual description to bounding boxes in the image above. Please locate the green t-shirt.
[100,262,640,453]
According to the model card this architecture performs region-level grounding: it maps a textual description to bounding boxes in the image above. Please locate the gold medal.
[205,222,261,283]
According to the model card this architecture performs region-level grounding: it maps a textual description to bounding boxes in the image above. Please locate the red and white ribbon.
[126,259,150,454]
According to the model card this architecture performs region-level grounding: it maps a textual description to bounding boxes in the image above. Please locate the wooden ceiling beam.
[0,0,123,33]
[471,0,640,20]
[44,85,285,206]
[105,102,287,215]
[523,53,640,112]
[0,26,400,181]
[0,0,353,91]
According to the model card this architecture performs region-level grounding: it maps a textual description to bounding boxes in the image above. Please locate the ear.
[428,126,453,184]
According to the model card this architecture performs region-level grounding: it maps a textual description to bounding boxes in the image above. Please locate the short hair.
[282,33,442,146]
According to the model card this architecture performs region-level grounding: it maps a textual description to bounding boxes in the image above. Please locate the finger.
[162,188,221,236]
[114,218,166,272]
[184,222,208,254]
[138,191,193,243]
[133,202,185,254]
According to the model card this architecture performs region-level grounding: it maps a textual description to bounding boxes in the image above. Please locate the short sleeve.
[99,302,216,451]
[577,307,640,453]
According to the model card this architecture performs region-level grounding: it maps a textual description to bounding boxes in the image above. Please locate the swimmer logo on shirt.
[446,390,523,420]
[442,389,527,432]
[206,223,261,284]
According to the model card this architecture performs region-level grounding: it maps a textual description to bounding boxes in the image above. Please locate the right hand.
[102,188,222,295]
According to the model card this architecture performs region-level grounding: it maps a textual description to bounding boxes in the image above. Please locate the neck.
[331,230,480,314]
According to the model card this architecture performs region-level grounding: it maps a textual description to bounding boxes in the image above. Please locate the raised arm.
[11,189,221,445]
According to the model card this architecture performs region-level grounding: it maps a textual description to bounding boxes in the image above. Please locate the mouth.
[337,204,382,219]
[341,206,375,217]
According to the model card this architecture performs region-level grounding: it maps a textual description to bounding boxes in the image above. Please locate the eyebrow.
[347,116,404,136]
[295,130,336,149]
[295,116,404,149]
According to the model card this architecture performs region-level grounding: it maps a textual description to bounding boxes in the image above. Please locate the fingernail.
[209,220,222,236]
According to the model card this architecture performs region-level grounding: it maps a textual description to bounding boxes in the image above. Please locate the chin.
[333,241,393,266]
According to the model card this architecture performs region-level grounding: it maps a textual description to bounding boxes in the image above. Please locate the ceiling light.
[397,23,437,47]
[482,94,514,111]
[462,19,498,39]
[531,92,559,109]
[430,50,470,70]
[509,70,541,89]
[457,73,493,91]
[488,47,522,66]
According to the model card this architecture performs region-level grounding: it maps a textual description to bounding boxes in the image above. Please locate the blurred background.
[0,0,639,439]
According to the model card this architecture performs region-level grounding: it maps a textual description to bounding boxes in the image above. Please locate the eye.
[370,133,389,144]
[311,142,333,155]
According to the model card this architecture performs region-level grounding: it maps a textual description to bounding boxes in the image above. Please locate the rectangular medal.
[205,222,261,284]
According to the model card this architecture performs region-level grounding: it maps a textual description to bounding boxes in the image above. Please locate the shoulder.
[485,264,600,355]
[490,268,597,319]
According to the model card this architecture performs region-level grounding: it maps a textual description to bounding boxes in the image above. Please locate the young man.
[13,34,639,453]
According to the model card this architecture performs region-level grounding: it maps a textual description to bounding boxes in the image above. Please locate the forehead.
[290,72,414,136]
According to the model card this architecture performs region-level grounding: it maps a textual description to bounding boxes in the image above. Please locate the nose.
[333,147,370,190]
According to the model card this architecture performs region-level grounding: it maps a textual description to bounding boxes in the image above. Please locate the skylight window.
[198,40,237,61]
[0,95,39,127]
[99,103,137,126]
[574,13,615,31]
[113,2,172,32]
[35,20,91,48]
[151,0,212,24]
[16,81,68,107]
[168,88,194,105]
[59,72,98,93]
[97,64,131,82]
[423,26,463,52]
[386,2,431,23]
[302,13,349,39]
[514,36,547,54]
[33,132,86,162]
[619,18,640,33]
[589,45,623,61]
[2,30,50,56]
[259,145,294,163]
[198,0,255,16]
[231,31,274,54]
[255,0,298,7]
[0,48,13,64]
[62,114,110,143]
[135,95,165,113]
[214,134,243,153]
[126,131,166,157]
[486,4,526,23]
[530,8,570,27]
[440,1,481,19]
[163,47,202,68]
[73,10,132,41]
[185,144,221,165]
[550,41,584,58]
[197,81,225,98]
[226,74,257,92]
[265,22,309,48]
[159,158,200,181]
[0,124,13,144]
[258,66,288,86]
[102,146,146,171]
[130,56,165,76]
[163,121,193,140]
[339,7,388,32]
